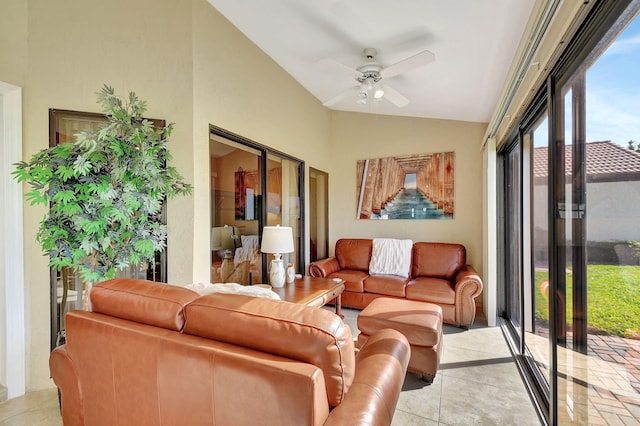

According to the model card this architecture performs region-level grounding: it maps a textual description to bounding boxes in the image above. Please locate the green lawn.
[535,265,640,337]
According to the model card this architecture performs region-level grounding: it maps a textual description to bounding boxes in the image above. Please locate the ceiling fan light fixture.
[365,77,375,91]
[357,90,368,105]
[323,47,435,109]
[373,86,385,100]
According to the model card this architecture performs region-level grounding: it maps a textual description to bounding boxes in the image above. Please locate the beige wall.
[10,0,332,391]
[329,112,487,277]
[0,0,27,86]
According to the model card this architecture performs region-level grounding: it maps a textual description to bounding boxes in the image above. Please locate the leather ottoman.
[357,297,443,383]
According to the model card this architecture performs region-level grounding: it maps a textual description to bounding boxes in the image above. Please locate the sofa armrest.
[309,257,340,278]
[453,265,484,328]
[50,345,84,426]
[324,329,410,426]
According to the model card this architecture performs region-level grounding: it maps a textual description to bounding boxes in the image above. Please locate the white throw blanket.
[369,238,413,278]
[186,282,281,300]
[241,235,260,250]
[234,246,261,265]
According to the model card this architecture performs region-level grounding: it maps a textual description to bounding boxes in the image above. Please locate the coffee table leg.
[335,294,343,318]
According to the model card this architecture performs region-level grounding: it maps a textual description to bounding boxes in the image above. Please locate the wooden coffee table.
[271,276,345,317]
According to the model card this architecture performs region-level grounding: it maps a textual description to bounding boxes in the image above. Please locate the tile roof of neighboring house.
[533,141,640,181]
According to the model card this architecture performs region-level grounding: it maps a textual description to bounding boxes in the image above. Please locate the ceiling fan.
[322,47,435,108]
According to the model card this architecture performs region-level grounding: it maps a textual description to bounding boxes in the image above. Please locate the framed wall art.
[356,151,454,220]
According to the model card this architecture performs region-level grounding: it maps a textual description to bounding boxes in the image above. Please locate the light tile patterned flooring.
[0,309,541,425]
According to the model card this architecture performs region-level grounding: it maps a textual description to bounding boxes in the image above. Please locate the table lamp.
[260,225,294,288]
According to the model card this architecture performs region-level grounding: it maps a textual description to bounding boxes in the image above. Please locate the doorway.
[309,167,328,263]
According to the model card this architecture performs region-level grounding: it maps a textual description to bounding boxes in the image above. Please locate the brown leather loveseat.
[309,239,483,328]
[50,278,410,426]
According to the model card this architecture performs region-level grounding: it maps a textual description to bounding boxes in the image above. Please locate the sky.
[586,14,640,146]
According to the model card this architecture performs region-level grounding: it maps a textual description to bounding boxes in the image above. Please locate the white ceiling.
[207,0,536,123]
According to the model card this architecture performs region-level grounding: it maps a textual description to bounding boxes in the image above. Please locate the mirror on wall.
[209,128,304,285]
[210,137,262,285]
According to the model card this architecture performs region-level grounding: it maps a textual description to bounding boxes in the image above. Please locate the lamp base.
[269,255,285,288]
[219,250,234,282]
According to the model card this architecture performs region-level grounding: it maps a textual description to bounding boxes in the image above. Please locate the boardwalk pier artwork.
[356,152,454,220]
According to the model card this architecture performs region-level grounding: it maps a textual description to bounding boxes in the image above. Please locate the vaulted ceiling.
[207,0,536,123]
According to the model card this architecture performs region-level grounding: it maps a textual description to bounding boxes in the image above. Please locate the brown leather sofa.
[309,239,483,328]
[50,278,410,426]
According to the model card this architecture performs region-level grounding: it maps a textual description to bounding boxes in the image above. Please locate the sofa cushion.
[412,242,466,280]
[90,279,200,332]
[335,239,372,271]
[183,293,355,407]
[363,275,408,297]
[369,238,413,278]
[328,270,368,292]
[406,277,455,305]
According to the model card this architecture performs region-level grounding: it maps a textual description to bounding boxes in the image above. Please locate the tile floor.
[340,308,542,426]
[0,309,541,425]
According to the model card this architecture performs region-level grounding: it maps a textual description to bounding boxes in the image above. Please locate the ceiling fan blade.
[381,85,410,108]
[322,86,358,107]
[380,50,435,78]
[319,58,363,78]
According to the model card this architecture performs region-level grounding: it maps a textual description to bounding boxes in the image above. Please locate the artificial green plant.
[13,85,192,285]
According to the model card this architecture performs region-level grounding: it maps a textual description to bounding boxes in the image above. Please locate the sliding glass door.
[499,3,640,424]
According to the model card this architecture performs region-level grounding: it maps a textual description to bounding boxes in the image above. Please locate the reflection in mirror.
[210,136,262,284]
[210,126,304,285]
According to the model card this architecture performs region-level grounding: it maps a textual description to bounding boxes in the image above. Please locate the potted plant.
[13,85,192,320]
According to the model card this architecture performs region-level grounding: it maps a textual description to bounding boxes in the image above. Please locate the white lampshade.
[260,225,294,254]
[211,225,237,251]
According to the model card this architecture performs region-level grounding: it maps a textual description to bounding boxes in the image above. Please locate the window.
[49,109,168,350]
